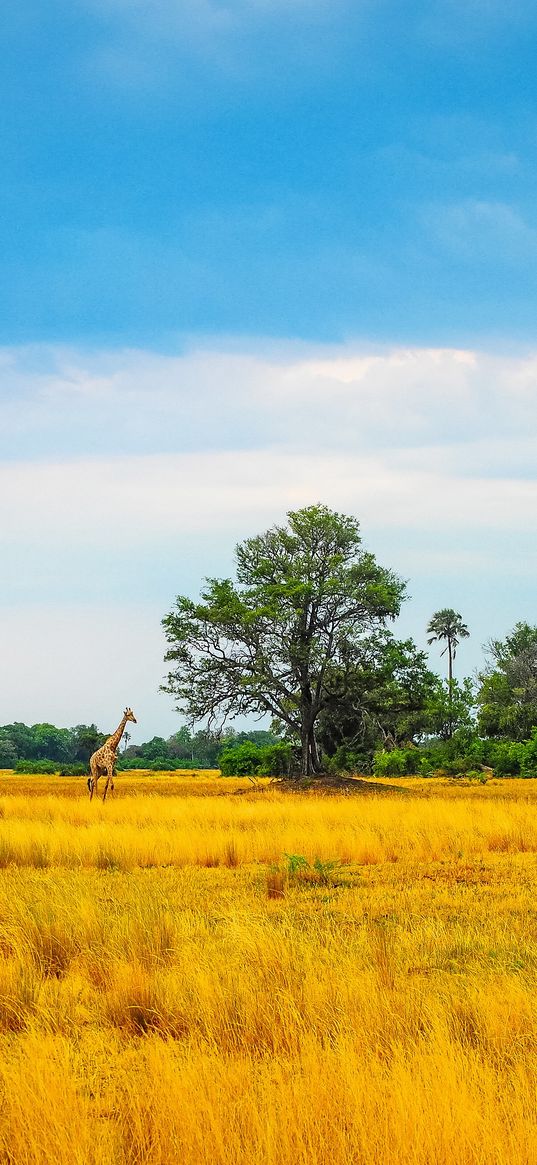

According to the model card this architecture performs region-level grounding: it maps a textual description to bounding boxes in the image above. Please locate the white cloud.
[1,447,536,558]
[2,341,537,465]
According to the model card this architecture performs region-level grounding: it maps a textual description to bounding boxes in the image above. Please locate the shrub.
[115,756,217,772]
[373,733,537,780]
[326,745,372,775]
[373,748,418,777]
[15,759,57,774]
[219,741,292,777]
[520,729,537,778]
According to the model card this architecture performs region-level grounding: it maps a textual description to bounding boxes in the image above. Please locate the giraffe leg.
[89,760,99,801]
[102,757,116,802]
[103,773,116,801]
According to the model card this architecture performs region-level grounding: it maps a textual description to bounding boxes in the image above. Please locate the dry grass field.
[0,769,536,1164]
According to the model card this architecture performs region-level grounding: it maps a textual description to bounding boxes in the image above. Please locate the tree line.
[0,721,280,774]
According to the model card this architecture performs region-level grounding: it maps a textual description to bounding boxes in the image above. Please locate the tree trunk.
[310,729,321,773]
[300,722,321,776]
[448,639,453,738]
[301,732,311,776]
[299,681,322,776]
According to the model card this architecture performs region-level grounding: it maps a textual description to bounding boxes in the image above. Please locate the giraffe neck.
[108,715,128,753]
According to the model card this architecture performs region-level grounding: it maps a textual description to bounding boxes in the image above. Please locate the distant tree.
[233,729,280,749]
[427,609,470,738]
[3,723,38,760]
[477,622,537,740]
[31,723,72,763]
[191,729,231,767]
[70,724,106,764]
[0,731,17,768]
[167,726,194,760]
[140,736,169,762]
[162,504,405,776]
[422,676,476,742]
[427,609,470,686]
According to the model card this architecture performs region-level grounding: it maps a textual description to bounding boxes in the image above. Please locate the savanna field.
[0,771,536,1165]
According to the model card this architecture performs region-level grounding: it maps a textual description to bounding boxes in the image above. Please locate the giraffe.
[87,708,137,802]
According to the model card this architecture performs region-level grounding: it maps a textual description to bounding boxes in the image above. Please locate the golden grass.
[0,770,536,1163]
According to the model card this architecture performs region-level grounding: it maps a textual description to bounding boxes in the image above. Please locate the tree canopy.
[426,608,470,683]
[315,633,438,759]
[477,622,537,740]
[162,504,406,775]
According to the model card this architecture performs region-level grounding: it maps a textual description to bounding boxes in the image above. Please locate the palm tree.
[427,608,470,737]
[427,609,470,685]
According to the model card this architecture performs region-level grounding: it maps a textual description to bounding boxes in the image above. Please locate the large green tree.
[162,505,405,775]
[477,622,537,740]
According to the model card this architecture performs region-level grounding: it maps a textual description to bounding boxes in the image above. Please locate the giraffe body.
[88,708,137,801]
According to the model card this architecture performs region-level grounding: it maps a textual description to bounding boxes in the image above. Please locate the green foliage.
[426,610,470,739]
[69,724,106,764]
[373,748,419,777]
[317,632,439,766]
[30,724,73,762]
[282,853,346,887]
[477,622,537,741]
[0,721,105,767]
[2,723,37,760]
[0,732,17,768]
[372,728,537,779]
[219,741,292,777]
[116,756,216,771]
[285,853,309,877]
[325,745,373,775]
[15,759,58,774]
[427,609,470,669]
[422,677,476,741]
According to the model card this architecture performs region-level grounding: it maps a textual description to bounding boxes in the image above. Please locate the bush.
[116,756,217,771]
[326,746,372,775]
[373,732,537,780]
[219,741,292,777]
[372,748,418,777]
[520,729,537,777]
[15,759,58,774]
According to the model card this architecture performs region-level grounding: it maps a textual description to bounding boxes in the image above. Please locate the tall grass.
[1,776,537,868]
[0,772,536,1162]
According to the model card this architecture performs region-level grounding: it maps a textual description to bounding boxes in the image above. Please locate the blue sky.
[4,0,537,345]
[1,2,537,739]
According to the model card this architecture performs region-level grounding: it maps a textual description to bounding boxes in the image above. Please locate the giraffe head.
[124,707,137,724]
